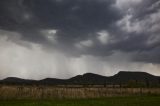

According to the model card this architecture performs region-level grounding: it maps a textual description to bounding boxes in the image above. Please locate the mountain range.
[0,71,160,87]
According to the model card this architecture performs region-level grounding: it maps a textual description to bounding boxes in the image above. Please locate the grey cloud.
[0,0,160,64]
[0,0,120,47]
[108,0,160,63]
[133,46,160,64]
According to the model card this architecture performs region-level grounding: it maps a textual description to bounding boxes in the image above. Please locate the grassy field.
[0,96,160,106]
[1,85,160,99]
[1,86,160,106]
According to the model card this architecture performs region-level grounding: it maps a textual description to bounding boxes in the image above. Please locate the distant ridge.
[0,71,160,87]
[109,71,159,84]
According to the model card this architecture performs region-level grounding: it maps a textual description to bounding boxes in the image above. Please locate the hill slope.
[0,71,160,86]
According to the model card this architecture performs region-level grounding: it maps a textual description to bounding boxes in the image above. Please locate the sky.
[0,0,160,79]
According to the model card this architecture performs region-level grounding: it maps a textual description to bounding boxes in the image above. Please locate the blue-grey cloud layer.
[0,0,160,64]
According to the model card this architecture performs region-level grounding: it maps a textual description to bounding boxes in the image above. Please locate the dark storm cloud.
[133,46,160,64]
[0,0,121,48]
[0,0,119,31]
[131,0,160,19]
[107,0,160,63]
[0,0,160,63]
[0,0,121,54]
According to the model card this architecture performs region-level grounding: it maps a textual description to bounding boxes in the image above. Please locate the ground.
[0,95,160,106]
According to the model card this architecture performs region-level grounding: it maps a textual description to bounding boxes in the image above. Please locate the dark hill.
[39,78,66,85]
[0,77,37,85]
[108,71,160,85]
[68,73,107,85]
[0,71,160,87]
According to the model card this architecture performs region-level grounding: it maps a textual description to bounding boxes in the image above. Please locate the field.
[0,96,160,106]
[1,85,160,99]
[1,86,160,106]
